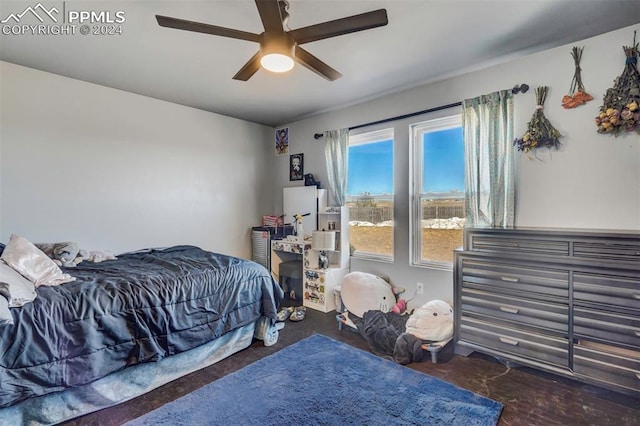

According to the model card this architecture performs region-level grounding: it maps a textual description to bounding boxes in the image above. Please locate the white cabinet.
[302,206,350,313]
[302,263,348,313]
[283,187,326,237]
[316,206,349,269]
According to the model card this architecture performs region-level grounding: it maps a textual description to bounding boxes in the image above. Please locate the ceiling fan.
[156,0,388,81]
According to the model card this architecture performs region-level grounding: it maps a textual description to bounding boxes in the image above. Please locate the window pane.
[412,117,464,266]
[422,127,464,193]
[347,135,393,259]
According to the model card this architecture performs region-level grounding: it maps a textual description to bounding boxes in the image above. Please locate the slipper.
[276,307,293,322]
[289,306,306,322]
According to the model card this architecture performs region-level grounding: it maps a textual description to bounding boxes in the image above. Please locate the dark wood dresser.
[454,227,640,396]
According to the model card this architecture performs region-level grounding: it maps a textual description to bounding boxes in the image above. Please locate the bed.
[0,243,283,424]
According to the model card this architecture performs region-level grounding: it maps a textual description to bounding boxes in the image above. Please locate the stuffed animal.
[405,299,454,342]
[341,271,397,317]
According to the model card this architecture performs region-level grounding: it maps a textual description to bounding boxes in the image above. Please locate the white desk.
[270,239,310,283]
[271,238,347,313]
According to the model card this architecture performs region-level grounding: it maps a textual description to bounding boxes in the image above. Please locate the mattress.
[0,245,283,408]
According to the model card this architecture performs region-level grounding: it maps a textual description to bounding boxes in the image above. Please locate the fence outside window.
[347,197,464,224]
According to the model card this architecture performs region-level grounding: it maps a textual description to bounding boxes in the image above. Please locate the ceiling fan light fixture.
[157,2,388,81]
[260,32,295,73]
[260,53,294,73]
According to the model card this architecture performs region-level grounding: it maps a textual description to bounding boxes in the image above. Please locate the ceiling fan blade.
[291,9,388,45]
[295,47,342,81]
[156,15,260,43]
[255,0,284,33]
[233,52,262,81]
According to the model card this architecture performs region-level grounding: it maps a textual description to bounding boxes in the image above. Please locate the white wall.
[0,61,273,257]
[271,24,640,305]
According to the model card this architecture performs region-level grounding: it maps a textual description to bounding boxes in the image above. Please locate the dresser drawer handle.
[499,337,519,346]
[636,373,640,380]
[633,294,640,300]
[499,306,520,314]
[501,276,520,283]
[634,330,640,337]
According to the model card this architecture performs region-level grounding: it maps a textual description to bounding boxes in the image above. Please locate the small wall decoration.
[290,153,304,181]
[275,127,289,156]
[561,46,593,109]
[595,31,640,135]
[514,86,562,159]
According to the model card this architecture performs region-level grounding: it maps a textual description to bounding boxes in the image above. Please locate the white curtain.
[324,128,349,206]
[462,90,515,227]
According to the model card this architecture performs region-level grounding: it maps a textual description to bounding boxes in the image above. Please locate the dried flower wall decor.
[514,86,562,159]
[595,31,640,135]
[562,46,593,109]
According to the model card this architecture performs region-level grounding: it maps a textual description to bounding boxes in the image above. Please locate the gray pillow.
[0,260,37,307]
[0,295,13,326]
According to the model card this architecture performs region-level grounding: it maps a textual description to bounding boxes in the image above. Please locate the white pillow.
[0,296,13,326]
[1,234,75,287]
[0,260,37,307]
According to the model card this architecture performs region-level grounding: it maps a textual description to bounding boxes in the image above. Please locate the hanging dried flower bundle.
[595,31,640,134]
[514,86,562,156]
[561,46,593,109]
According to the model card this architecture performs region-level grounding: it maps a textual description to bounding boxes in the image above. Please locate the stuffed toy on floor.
[340,271,404,317]
[405,299,454,342]
[347,291,454,365]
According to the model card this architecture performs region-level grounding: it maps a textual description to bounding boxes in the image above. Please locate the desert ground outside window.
[347,128,394,262]
[410,115,464,269]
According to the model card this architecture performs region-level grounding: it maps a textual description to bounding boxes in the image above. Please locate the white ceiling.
[1,1,639,127]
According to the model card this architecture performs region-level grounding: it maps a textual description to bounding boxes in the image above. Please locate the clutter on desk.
[292,212,311,243]
[304,173,321,188]
[262,215,284,227]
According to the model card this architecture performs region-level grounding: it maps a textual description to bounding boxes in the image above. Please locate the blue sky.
[347,139,393,195]
[422,127,464,193]
[347,127,464,196]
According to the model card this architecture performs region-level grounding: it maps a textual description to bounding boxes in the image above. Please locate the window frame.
[348,128,395,263]
[410,115,463,270]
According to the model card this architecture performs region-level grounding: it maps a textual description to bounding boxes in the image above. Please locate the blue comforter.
[0,246,283,408]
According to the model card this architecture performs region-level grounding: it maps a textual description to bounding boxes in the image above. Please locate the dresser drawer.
[574,307,640,348]
[460,287,568,334]
[460,318,569,367]
[467,233,569,256]
[574,345,640,393]
[573,239,640,262]
[574,272,640,311]
[461,259,569,300]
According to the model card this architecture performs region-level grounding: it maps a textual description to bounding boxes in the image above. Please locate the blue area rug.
[125,334,503,425]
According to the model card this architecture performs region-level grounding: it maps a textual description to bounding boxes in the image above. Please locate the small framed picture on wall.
[290,153,304,181]
[275,127,289,156]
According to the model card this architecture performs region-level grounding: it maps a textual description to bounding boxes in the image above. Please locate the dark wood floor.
[65,308,639,426]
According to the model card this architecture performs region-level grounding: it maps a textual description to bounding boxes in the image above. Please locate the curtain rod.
[313,83,529,139]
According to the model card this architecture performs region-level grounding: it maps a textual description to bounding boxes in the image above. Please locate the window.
[411,116,464,268]
[347,128,394,261]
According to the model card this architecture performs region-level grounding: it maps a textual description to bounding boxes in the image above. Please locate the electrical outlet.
[416,282,424,295]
